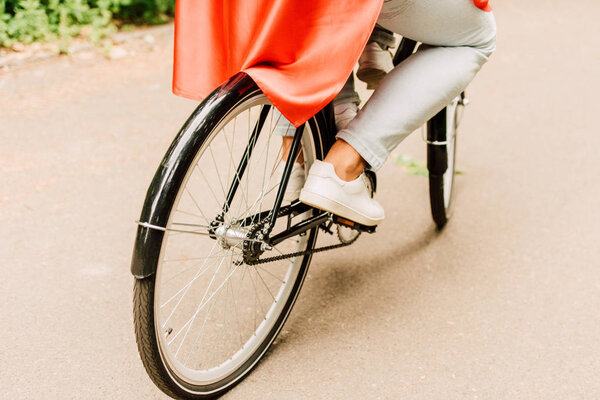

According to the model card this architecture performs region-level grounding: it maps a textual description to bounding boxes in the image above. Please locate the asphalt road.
[2,1,599,398]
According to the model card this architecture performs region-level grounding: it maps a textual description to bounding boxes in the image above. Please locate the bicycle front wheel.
[427,96,460,229]
[132,73,328,399]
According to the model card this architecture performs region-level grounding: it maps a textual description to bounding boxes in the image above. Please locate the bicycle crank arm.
[332,215,377,233]
[268,211,331,246]
[234,200,311,227]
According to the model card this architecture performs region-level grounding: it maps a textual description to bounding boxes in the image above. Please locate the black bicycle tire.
[132,73,329,399]
[427,103,458,229]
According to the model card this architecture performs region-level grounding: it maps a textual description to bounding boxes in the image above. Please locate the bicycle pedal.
[332,215,377,233]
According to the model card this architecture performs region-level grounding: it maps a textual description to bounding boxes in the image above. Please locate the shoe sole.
[299,189,382,227]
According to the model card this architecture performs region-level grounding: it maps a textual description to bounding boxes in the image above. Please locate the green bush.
[0,0,175,47]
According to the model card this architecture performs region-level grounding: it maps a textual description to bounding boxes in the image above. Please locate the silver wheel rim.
[153,94,316,390]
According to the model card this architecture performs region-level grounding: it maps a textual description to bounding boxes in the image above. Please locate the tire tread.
[134,278,191,399]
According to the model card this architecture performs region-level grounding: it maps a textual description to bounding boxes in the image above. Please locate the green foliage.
[115,0,174,24]
[394,154,464,177]
[395,154,429,177]
[0,0,174,47]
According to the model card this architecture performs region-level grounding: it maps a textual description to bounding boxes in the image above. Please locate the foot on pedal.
[299,160,384,227]
[333,215,377,234]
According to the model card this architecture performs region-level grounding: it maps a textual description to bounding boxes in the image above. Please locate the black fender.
[130,72,334,278]
[427,107,449,176]
[131,73,258,278]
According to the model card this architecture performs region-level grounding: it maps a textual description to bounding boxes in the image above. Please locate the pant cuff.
[336,129,386,171]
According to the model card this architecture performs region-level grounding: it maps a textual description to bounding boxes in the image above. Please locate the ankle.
[281,137,304,163]
[332,163,364,182]
[323,143,366,182]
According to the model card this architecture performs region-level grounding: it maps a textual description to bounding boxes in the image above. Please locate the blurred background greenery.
[0,0,175,47]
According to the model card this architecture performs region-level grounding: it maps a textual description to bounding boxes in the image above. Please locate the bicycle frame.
[216,119,333,247]
[131,37,420,278]
[393,37,417,66]
[254,38,420,243]
[235,114,376,252]
[222,104,272,214]
[131,73,335,278]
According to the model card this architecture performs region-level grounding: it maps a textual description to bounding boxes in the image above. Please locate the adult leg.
[276,72,361,161]
[357,24,396,89]
[332,0,497,175]
[300,0,496,225]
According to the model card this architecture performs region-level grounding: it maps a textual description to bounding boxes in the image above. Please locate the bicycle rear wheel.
[132,73,328,399]
[427,96,460,229]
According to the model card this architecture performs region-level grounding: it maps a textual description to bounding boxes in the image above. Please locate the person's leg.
[270,110,306,203]
[357,24,396,89]
[272,110,304,163]
[332,74,361,131]
[277,72,362,151]
[300,0,496,225]
[333,74,361,107]
[332,0,497,176]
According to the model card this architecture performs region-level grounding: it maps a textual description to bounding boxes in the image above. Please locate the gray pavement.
[2,1,600,398]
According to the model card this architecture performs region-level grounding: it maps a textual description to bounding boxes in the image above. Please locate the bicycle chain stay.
[245,218,365,265]
[138,215,368,266]
[245,240,353,265]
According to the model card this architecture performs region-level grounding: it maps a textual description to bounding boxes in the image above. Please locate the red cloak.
[173,1,492,126]
[173,0,384,127]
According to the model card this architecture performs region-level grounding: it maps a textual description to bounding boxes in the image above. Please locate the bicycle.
[131,38,467,399]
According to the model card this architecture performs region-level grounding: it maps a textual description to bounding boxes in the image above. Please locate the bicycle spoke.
[138,221,262,243]
[208,144,229,200]
[224,140,252,222]
[247,266,267,321]
[175,208,205,220]
[234,182,279,221]
[214,252,235,349]
[256,265,286,284]
[167,254,230,345]
[252,265,276,302]
[170,256,243,350]
[240,108,253,221]
[184,188,212,226]
[195,165,224,211]
[163,254,226,263]
[227,268,244,347]
[160,243,222,313]
[232,263,248,345]
[257,123,273,218]
[148,95,316,385]
[177,277,224,359]
[162,252,237,284]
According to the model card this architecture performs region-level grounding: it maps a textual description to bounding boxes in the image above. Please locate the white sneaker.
[357,42,394,90]
[273,161,305,203]
[334,103,358,131]
[299,160,384,226]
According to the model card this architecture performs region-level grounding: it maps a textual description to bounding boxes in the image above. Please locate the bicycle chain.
[245,240,353,265]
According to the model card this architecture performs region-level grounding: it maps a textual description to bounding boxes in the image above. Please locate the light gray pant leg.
[337,0,496,170]
[332,25,396,108]
[334,74,361,107]
[275,73,361,137]
[273,109,296,137]
[276,25,397,136]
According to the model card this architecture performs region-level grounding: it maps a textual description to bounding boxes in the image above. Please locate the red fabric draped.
[173,0,383,127]
[474,0,492,12]
[172,1,492,127]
